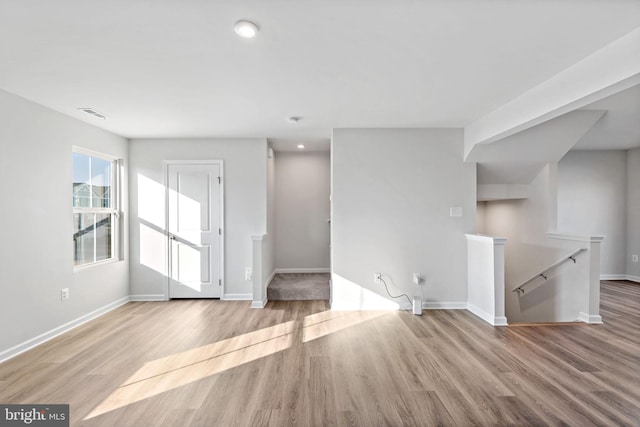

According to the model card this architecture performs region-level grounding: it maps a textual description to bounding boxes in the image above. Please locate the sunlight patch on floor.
[85,320,296,419]
[302,310,389,343]
[85,307,390,420]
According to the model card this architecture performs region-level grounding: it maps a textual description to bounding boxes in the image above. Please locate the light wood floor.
[1,280,638,426]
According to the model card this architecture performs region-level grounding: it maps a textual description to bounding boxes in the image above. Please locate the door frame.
[163,160,225,300]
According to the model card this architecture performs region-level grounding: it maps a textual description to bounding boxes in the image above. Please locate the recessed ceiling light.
[234,20,259,38]
[297,144,305,149]
[288,116,303,123]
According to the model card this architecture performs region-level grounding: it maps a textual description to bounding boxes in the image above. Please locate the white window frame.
[72,147,121,269]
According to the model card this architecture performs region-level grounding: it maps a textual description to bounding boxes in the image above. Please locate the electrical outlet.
[633,254,639,263]
[245,267,253,281]
[61,288,69,301]
[374,273,382,284]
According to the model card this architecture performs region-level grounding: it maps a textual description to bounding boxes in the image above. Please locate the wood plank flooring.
[0,280,638,426]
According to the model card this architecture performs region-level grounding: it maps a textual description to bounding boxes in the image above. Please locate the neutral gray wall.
[0,89,129,356]
[483,164,558,246]
[331,129,476,308]
[128,138,267,299]
[557,150,628,276]
[263,148,275,285]
[274,151,330,270]
[628,148,640,279]
[476,201,487,234]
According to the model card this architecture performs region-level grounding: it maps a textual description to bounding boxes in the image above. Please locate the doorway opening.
[267,140,331,301]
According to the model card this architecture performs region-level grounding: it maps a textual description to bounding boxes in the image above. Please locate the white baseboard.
[0,296,129,364]
[129,294,166,301]
[466,303,508,326]
[493,316,509,326]
[331,300,467,311]
[223,293,252,301]
[601,274,627,281]
[266,270,276,285]
[423,301,467,309]
[578,312,603,324]
[274,268,330,274]
[601,274,640,283]
[250,297,268,309]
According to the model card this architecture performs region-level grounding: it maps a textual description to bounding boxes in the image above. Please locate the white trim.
[274,268,330,274]
[0,297,129,364]
[465,234,508,245]
[466,303,508,326]
[250,296,268,308]
[73,257,120,271]
[493,316,509,326]
[164,160,225,300]
[546,232,605,243]
[600,274,628,281]
[72,149,121,269]
[129,294,167,301]
[423,301,468,309]
[223,293,252,301]
[251,269,275,309]
[266,269,276,285]
[251,234,266,241]
[578,312,603,324]
[72,145,119,161]
[600,274,640,283]
[331,300,467,311]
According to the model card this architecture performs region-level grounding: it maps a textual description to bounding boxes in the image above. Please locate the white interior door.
[167,162,222,298]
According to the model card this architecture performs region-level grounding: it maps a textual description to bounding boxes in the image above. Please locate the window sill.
[73,258,121,272]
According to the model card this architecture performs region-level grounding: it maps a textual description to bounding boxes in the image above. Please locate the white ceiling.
[573,84,640,150]
[1,0,639,140]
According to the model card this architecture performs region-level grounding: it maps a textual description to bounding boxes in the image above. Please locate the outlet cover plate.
[449,206,463,217]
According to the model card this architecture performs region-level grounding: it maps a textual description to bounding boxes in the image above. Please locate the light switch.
[450,206,463,217]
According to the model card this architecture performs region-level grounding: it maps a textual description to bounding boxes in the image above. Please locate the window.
[72,149,119,267]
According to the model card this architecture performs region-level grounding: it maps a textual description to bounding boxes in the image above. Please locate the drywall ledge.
[478,184,528,201]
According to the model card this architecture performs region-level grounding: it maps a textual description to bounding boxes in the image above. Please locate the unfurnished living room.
[1,1,639,426]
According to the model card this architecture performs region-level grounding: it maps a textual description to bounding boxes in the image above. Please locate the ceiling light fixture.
[297,144,305,149]
[234,20,259,38]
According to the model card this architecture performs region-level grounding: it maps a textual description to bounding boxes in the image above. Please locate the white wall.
[0,89,129,357]
[274,151,330,270]
[483,164,558,246]
[263,148,275,286]
[476,202,487,233]
[331,129,476,309]
[128,138,267,299]
[628,148,640,279]
[557,150,628,276]
[466,235,507,325]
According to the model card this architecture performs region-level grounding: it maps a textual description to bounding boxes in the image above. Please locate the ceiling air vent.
[78,108,108,119]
